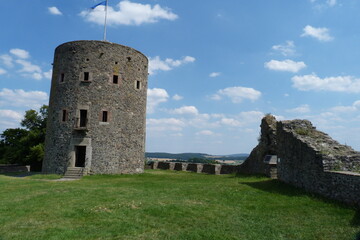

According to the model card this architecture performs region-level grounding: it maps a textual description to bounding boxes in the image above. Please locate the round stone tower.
[42,40,148,175]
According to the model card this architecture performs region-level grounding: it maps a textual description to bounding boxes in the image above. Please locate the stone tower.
[42,40,148,175]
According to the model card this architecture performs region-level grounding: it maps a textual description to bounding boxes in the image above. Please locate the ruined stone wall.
[277,119,360,208]
[43,41,148,175]
[238,114,277,174]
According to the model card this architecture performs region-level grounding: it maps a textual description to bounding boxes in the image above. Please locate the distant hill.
[145,152,249,161]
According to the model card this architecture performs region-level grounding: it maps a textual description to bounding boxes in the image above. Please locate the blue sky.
[1,0,360,154]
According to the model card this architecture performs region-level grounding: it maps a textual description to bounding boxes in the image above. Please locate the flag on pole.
[91,1,106,9]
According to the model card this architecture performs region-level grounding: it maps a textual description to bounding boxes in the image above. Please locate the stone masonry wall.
[277,119,360,208]
[150,162,238,175]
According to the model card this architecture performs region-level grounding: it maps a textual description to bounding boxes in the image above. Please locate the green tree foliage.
[0,105,48,171]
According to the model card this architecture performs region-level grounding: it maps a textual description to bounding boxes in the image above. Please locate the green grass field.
[0,170,359,240]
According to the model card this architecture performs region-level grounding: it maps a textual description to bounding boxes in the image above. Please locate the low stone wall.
[150,162,238,175]
[0,165,30,173]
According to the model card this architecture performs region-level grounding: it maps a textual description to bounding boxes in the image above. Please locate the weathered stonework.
[238,114,277,174]
[43,41,148,175]
[276,119,360,208]
[150,162,238,175]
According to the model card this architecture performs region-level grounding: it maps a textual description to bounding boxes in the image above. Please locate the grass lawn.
[0,170,359,240]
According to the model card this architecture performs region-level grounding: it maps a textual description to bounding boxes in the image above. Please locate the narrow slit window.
[60,73,65,83]
[83,72,89,81]
[113,75,119,84]
[79,109,87,127]
[102,111,108,122]
[62,109,67,122]
[136,80,141,90]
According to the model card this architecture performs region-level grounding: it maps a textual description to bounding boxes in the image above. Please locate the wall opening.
[83,72,90,81]
[75,146,86,167]
[79,109,87,127]
[62,109,67,122]
[113,75,119,84]
[60,73,65,83]
[136,80,141,90]
[102,111,108,122]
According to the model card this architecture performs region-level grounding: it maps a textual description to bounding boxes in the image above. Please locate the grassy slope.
[0,170,359,240]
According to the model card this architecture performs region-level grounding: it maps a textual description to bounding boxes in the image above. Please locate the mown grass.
[0,170,359,240]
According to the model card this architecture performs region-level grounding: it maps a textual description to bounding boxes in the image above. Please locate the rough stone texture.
[43,41,148,175]
[277,119,360,208]
[238,114,277,174]
[150,162,238,175]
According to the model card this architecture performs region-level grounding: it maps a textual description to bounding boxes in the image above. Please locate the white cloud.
[148,56,195,75]
[43,69,53,79]
[220,118,242,127]
[0,68,6,75]
[272,41,296,56]
[147,88,169,113]
[0,109,24,131]
[171,106,198,115]
[327,0,337,6]
[15,59,42,73]
[48,6,63,15]
[301,25,333,42]
[196,130,214,136]
[330,100,360,113]
[209,72,221,78]
[147,118,185,132]
[0,88,48,109]
[286,104,311,113]
[212,86,261,103]
[10,49,30,59]
[80,0,178,26]
[265,59,306,73]
[172,94,183,101]
[0,54,13,67]
[292,73,360,93]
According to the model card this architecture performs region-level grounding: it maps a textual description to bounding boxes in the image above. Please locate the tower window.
[60,73,65,83]
[79,109,87,127]
[62,109,67,122]
[136,80,141,90]
[84,72,89,81]
[102,111,108,122]
[113,75,119,84]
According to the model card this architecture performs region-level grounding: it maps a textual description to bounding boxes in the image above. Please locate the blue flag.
[91,1,106,9]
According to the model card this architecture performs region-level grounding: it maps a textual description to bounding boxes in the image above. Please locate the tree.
[0,105,48,170]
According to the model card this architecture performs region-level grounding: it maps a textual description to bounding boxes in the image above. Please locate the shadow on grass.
[351,211,360,240]
[0,172,40,177]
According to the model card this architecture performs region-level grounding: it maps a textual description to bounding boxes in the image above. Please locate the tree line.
[0,105,48,171]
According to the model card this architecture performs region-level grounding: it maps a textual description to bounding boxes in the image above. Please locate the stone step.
[62,167,85,179]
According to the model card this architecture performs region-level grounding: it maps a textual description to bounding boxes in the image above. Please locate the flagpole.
[103,0,108,41]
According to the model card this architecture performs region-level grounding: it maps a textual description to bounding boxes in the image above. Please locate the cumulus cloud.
[330,100,360,113]
[209,72,221,78]
[286,104,311,113]
[147,118,185,132]
[196,130,214,136]
[272,41,296,56]
[301,25,333,42]
[0,88,48,109]
[0,49,50,80]
[212,86,261,103]
[0,68,6,75]
[220,118,242,127]
[10,49,30,59]
[147,88,169,113]
[148,56,195,75]
[0,54,13,67]
[172,94,183,101]
[80,0,178,26]
[48,6,63,15]
[171,106,199,115]
[0,109,24,130]
[265,59,306,73]
[292,73,360,93]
